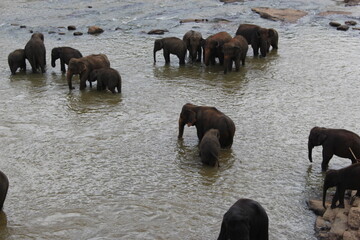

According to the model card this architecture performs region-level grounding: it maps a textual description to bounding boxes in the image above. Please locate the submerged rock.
[345,20,357,25]
[251,7,307,23]
[318,11,352,16]
[337,25,350,31]
[88,26,104,35]
[147,29,169,35]
[329,22,342,27]
[345,0,360,6]
[68,25,76,30]
[73,32,83,36]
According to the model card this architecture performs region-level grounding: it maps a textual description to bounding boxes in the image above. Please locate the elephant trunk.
[204,48,211,66]
[308,142,313,162]
[323,186,328,209]
[51,57,56,68]
[223,55,230,74]
[178,118,185,139]
[153,49,157,63]
[66,71,73,90]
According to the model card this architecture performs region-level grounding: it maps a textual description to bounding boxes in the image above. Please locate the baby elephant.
[199,129,221,167]
[89,68,121,93]
[323,162,360,209]
[153,37,187,65]
[8,49,26,75]
[51,47,83,73]
[223,35,248,74]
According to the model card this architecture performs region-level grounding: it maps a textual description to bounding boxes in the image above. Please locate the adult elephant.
[223,35,248,74]
[153,37,187,65]
[8,49,26,75]
[235,24,274,57]
[67,54,110,90]
[25,32,46,73]
[89,67,121,93]
[51,47,83,73]
[203,31,232,66]
[323,163,360,209]
[217,198,269,240]
[0,170,9,211]
[183,30,204,62]
[178,103,235,148]
[308,127,360,171]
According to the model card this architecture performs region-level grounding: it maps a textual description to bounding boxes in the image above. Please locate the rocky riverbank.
[308,192,360,240]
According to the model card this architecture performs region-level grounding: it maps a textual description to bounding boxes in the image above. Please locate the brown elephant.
[235,24,275,57]
[67,54,110,90]
[308,127,360,171]
[183,30,204,62]
[178,103,235,148]
[25,32,46,73]
[153,37,187,65]
[267,28,278,52]
[89,68,121,93]
[203,31,232,66]
[51,47,83,73]
[0,170,9,211]
[199,129,220,167]
[8,49,26,75]
[323,163,360,209]
[223,35,248,74]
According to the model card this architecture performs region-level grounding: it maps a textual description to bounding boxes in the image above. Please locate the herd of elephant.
[7,33,121,93]
[4,22,360,239]
[154,23,279,74]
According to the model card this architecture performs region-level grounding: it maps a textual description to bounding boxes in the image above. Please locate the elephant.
[217,198,269,240]
[178,103,236,148]
[24,32,46,73]
[8,49,26,75]
[323,163,360,209]
[89,68,121,93]
[0,170,9,211]
[51,47,83,73]
[203,31,232,66]
[199,129,220,167]
[308,127,360,171]
[235,24,275,57]
[183,30,204,62]
[267,28,278,52]
[223,35,248,74]
[67,54,110,90]
[153,37,187,65]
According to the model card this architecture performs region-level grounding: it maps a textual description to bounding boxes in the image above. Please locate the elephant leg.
[337,188,346,208]
[331,189,339,209]
[197,48,202,62]
[60,59,66,73]
[163,50,170,64]
[321,149,334,171]
[235,59,240,72]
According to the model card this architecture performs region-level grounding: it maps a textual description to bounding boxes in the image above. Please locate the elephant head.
[153,39,163,63]
[32,32,44,42]
[51,48,60,68]
[67,58,86,89]
[178,103,197,139]
[256,28,273,57]
[203,38,219,66]
[308,127,327,162]
[323,170,338,208]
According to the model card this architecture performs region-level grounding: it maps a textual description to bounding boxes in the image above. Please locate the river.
[1,0,360,239]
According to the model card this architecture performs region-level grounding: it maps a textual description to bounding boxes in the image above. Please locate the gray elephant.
[199,129,220,167]
[0,170,9,211]
[235,24,275,57]
[153,37,187,65]
[51,47,83,73]
[67,54,110,90]
[25,32,46,73]
[223,35,248,74]
[89,68,121,93]
[203,32,232,66]
[308,127,360,171]
[267,28,278,52]
[183,30,203,62]
[8,49,26,75]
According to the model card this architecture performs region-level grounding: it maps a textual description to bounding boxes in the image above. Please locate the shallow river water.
[1,0,360,239]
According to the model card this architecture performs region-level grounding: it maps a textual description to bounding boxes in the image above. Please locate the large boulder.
[251,7,307,23]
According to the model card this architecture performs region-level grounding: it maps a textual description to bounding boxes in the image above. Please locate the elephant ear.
[78,61,87,73]
[318,132,327,145]
[268,28,275,37]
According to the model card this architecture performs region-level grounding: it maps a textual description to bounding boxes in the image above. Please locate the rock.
[343,230,360,240]
[318,11,352,16]
[330,22,342,27]
[73,32,83,36]
[58,32,66,35]
[345,20,357,25]
[180,19,209,23]
[48,31,56,34]
[251,7,307,23]
[348,207,360,229]
[220,0,243,2]
[344,0,360,6]
[88,26,104,35]
[337,25,350,31]
[147,29,169,35]
[20,25,26,28]
[352,27,360,31]
[67,25,76,30]
[316,216,332,232]
[330,210,348,237]
[308,199,327,216]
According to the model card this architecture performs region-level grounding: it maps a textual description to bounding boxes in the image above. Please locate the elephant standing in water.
[51,47,83,73]
[8,49,26,75]
[25,33,46,73]
[308,127,360,171]
[323,163,360,209]
[153,37,187,65]
[199,129,220,167]
[67,54,110,90]
[235,24,275,57]
[217,198,269,240]
[178,103,235,148]
[223,35,248,74]
[183,30,203,62]
[89,67,121,93]
[0,170,9,211]
[203,31,232,66]
[267,28,278,52]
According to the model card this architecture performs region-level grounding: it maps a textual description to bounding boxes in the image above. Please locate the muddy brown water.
[1,0,360,239]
